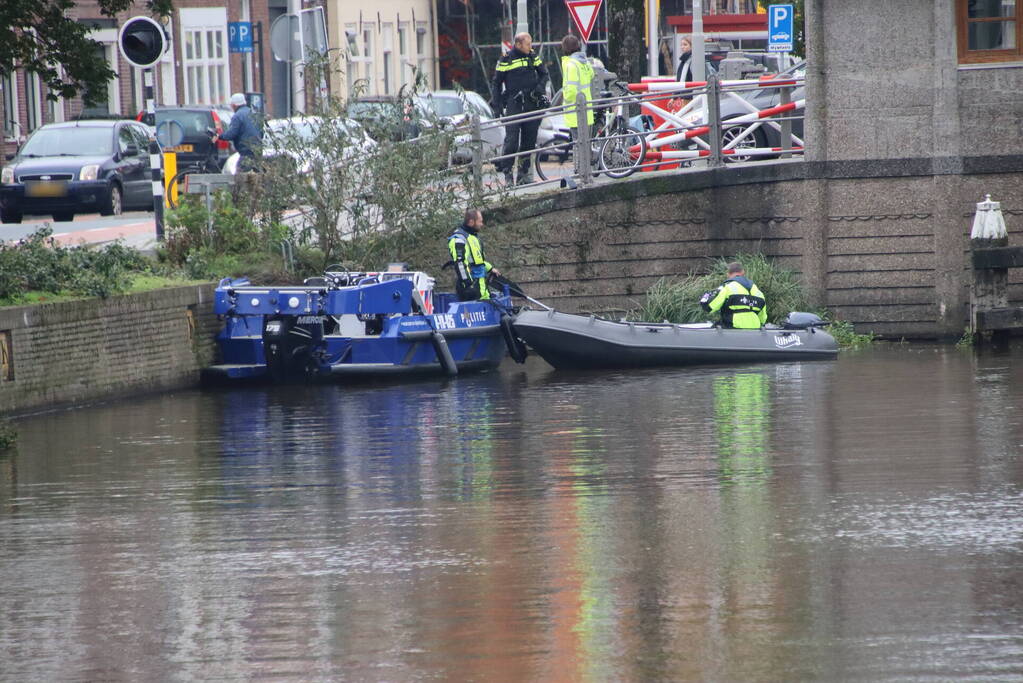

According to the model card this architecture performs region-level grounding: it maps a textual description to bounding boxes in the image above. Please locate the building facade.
[1,0,274,157]
[325,0,438,101]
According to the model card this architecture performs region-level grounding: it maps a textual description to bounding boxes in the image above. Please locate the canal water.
[1,345,1022,681]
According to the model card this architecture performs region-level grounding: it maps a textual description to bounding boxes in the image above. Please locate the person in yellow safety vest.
[560,34,594,134]
[448,208,500,301]
[700,261,768,329]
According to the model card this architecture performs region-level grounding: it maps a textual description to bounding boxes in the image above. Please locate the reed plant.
[629,253,813,324]
[629,253,875,348]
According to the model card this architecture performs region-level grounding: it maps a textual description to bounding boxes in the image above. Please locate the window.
[957,0,1022,64]
[363,28,376,95]
[382,24,393,94]
[398,23,410,89]
[25,71,42,133]
[346,24,360,95]
[416,23,428,78]
[1,71,18,139]
[180,8,229,104]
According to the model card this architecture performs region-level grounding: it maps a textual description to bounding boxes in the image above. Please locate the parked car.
[0,119,155,223]
[414,90,505,163]
[348,96,421,142]
[716,60,805,160]
[137,105,234,172]
[222,115,376,178]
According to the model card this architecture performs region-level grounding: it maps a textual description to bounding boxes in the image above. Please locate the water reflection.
[1,347,1022,680]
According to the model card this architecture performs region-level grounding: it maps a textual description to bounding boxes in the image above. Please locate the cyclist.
[214,93,263,172]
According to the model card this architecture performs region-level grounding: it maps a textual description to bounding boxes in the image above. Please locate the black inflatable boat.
[512,309,839,369]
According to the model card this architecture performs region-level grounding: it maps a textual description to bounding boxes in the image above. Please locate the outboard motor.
[263,315,325,381]
[783,312,828,330]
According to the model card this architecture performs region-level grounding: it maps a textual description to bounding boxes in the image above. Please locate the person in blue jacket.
[215,93,263,171]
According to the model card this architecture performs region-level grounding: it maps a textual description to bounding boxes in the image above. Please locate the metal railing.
[460,72,805,192]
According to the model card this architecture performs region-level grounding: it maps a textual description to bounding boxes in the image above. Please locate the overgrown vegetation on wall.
[629,252,874,347]
[0,227,151,305]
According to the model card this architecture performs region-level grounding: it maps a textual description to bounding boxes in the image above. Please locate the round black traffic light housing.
[118,16,167,68]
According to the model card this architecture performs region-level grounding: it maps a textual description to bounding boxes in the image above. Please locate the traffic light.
[118,16,167,69]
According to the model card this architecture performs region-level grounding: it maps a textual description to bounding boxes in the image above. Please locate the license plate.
[25,180,68,198]
[167,144,194,153]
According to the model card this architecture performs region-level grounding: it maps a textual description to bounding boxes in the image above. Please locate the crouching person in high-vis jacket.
[700,261,768,329]
[448,208,500,301]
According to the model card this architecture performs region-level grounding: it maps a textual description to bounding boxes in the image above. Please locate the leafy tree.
[607,0,646,83]
[0,0,172,105]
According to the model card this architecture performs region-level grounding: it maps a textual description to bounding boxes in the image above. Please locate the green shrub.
[629,253,875,349]
[630,253,814,324]
[0,227,151,304]
[0,421,16,450]
[826,319,875,349]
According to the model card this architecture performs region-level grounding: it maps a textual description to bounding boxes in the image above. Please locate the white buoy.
[970,194,1008,241]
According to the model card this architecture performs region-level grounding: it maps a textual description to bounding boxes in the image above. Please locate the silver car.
[414,90,505,164]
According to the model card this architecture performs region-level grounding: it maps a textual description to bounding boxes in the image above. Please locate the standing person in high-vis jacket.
[560,33,594,173]
[700,261,768,329]
[448,209,500,301]
[491,32,550,185]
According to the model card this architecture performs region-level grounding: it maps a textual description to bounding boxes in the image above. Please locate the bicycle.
[166,156,222,209]
[531,80,647,183]
[165,127,222,209]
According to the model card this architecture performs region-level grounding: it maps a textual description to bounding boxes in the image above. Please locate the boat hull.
[512,309,838,370]
[203,273,513,382]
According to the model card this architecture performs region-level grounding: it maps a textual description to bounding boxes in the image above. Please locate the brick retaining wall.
[0,284,218,416]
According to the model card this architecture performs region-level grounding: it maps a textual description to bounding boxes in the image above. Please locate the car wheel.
[100,183,123,216]
[721,120,768,163]
[0,207,22,224]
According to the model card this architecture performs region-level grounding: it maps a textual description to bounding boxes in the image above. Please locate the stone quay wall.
[0,285,219,416]
[490,159,1023,339]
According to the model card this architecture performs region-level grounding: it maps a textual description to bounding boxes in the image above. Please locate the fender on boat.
[431,331,459,376]
[501,315,528,364]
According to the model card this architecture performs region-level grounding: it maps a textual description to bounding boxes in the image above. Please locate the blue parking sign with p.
[228,22,253,53]
[768,4,794,53]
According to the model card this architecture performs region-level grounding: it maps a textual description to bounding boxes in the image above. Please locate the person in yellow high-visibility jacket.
[448,208,500,301]
[700,261,768,329]
[560,34,595,135]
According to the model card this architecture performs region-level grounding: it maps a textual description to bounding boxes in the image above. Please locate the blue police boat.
[203,266,524,382]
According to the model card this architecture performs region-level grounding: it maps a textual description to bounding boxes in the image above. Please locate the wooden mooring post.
[970,194,1023,340]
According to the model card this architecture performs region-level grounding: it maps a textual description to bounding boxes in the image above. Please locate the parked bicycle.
[165,127,222,209]
[531,81,647,183]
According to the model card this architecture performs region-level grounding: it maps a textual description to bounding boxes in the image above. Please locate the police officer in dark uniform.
[491,32,549,185]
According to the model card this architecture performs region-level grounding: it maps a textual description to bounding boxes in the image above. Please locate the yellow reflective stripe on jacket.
[708,280,767,328]
[562,55,595,127]
[496,56,541,72]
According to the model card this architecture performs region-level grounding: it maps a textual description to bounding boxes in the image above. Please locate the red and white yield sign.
[565,0,602,43]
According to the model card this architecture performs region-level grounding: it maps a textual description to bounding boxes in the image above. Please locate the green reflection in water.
[557,424,619,680]
[714,372,772,487]
[452,390,496,501]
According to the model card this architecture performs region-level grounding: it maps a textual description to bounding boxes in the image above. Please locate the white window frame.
[179,8,230,105]
[25,70,42,133]
[416,22,428,79]
[382,24,394,94]
[362,27,376,95]
[398,22,411,89]
[1,70,19,141]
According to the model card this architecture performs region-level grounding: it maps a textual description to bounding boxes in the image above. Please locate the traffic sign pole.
[144,69,164,241]
[119,16,168,241]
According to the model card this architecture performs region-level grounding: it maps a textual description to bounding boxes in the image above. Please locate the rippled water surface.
[2,345,1022,681]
